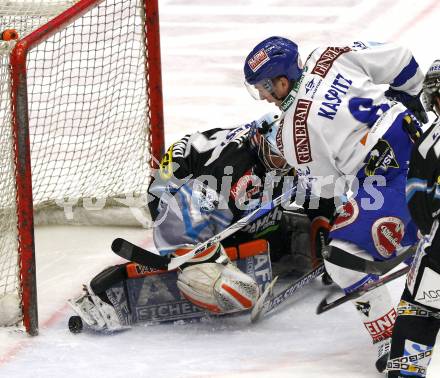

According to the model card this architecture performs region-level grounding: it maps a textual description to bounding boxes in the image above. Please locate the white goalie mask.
[250,113,289,175]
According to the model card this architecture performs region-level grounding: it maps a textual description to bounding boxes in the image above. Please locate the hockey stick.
[112,184,297,270]
[322,244,416,275]
[251,263,325,323]
[111,238,170,269]
[316,265,410,314]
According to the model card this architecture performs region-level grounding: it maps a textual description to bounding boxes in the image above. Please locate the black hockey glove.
[385,87,429,124]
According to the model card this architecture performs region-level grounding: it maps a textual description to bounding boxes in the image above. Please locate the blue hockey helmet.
[244,36,302,101]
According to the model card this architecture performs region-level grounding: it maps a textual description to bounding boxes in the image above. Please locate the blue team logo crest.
[364,139,399,176]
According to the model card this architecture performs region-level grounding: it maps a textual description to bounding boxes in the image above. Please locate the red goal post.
[1,0,164,335]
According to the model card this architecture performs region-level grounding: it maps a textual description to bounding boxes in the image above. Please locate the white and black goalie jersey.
[406,119,440,235]
[147,123,294,255]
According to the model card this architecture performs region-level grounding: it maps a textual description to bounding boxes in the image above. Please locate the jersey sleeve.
[147,135,193,221]
[349,41,424,96]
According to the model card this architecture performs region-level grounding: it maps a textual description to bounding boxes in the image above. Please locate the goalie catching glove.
[176,242,260,314]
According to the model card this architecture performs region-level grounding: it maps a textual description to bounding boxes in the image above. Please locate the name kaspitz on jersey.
[318,73,352,120]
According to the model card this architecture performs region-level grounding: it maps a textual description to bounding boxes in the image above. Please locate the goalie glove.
[385,87,428,124]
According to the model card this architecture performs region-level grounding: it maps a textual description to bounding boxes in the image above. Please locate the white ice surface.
[1,0,440,377]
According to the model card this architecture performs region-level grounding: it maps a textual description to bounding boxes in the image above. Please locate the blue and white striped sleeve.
[350,41,424,96]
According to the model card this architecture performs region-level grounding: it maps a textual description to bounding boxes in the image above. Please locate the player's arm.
[350,41,427,122]
[147,133,194,221]
[350,41,423,93]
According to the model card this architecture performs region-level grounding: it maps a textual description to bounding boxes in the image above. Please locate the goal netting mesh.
[0,0,158,327]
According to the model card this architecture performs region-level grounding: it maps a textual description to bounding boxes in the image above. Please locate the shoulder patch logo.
[293,99,313,164]
[230,169,261,207]
[311,46,351,78]
[372,217,405,258]
[332,199,359,231]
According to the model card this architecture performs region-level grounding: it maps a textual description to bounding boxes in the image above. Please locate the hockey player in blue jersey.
[386,60,440,378]
[243,36,427,372]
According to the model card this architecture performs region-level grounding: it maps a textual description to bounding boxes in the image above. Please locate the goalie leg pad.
[177,262,260,314]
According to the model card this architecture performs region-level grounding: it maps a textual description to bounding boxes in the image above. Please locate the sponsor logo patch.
[137,300,203,322]
[387,339,433,376]
[280,92,295,112]
[230,169,261,206]
[364,308,397,343]
[372,217,405,258]
[243,207,283,235]
[293,99,313,164]
[305,78,316,94]
[311,46,351,78]
[415,267,440,310]
[332,199,359,231]
[248,48,270,72]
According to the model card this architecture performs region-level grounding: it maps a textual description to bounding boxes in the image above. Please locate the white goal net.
[0,0,163,334]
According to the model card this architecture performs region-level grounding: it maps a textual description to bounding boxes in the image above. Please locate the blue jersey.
[330,114,419,260]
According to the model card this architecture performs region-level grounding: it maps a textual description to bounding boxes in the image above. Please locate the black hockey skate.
[376,338,391,373]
